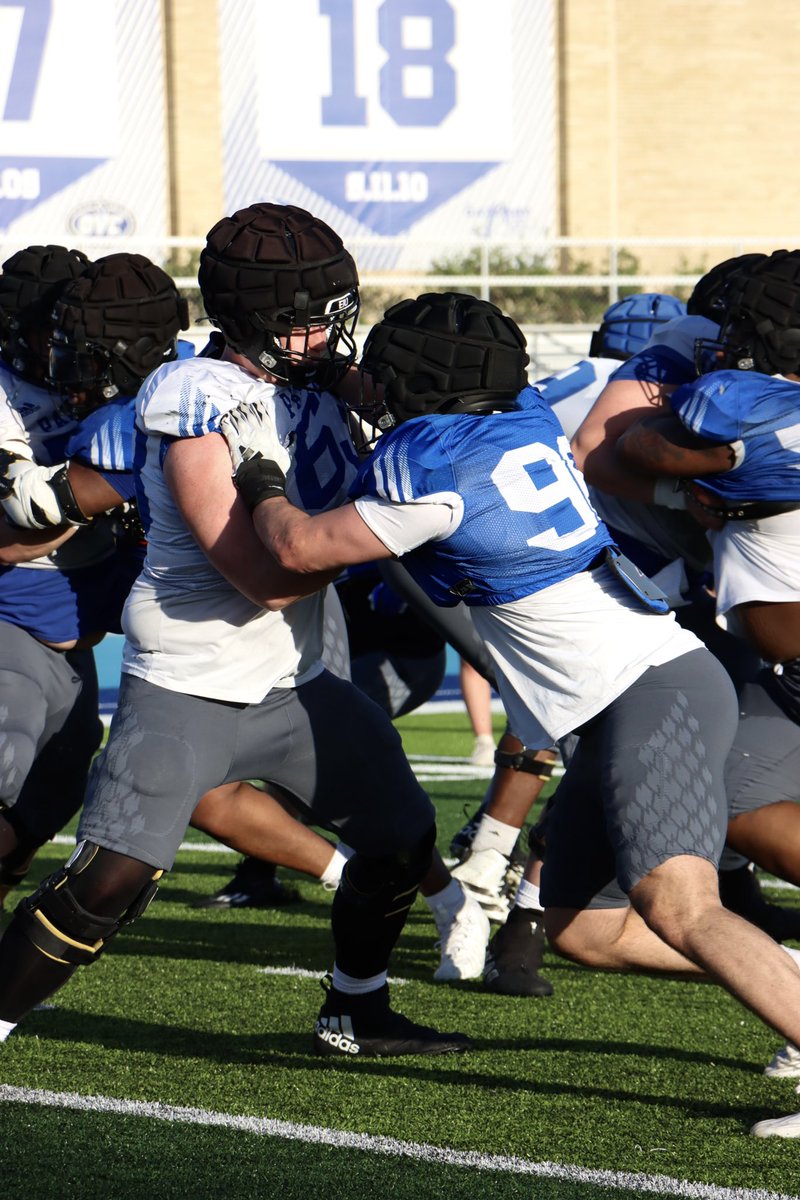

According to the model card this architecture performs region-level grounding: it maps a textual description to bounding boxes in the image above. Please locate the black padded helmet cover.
[198,203,359,385]
[51,253,189,396]
[718,250,800,376]
[0,244,89,373]
[359,291,529,428]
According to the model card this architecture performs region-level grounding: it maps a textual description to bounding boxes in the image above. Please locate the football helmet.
[0,245,89,381]
[702,249,800,376]
[356,292,529,437]
[589,292,687,361]
[48,253,189,412]
[686,252,767,321]
[198,203,360,389]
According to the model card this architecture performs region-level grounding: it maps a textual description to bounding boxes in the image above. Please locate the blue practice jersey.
[352,386,613,607]
[0,396,142,642]
[609,314,719,387]
[670,369,800,503]
[66,395,138,503]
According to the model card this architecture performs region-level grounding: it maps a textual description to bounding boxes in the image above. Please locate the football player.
[0,206,471,1060]
[218,291,800,1105]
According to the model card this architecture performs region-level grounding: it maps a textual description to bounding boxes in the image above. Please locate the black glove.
[233,453,287,513]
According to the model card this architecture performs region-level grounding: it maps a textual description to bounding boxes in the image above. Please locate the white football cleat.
[751,1109,800,1138]
[764,1042,800,1078]
[432,892,491,982]
[451,848,511,922]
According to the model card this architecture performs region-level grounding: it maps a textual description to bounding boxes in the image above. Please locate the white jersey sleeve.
[137,356,265,439]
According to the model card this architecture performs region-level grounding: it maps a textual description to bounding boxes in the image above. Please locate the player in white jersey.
[0,205,470,1060]
[614,251,800,1133]
[0,252,193,910]
[219,290,800,1121]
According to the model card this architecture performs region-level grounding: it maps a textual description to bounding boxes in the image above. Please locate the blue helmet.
[589,293,687,361]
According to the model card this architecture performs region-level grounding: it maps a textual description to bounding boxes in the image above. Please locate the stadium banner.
[217,0,556,267]
[0,0,168,244]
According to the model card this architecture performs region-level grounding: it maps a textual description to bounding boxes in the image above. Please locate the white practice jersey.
[123,354,359,702]
[710,509,800,639]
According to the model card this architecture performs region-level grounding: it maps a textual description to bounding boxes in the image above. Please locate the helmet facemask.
[198,203,361,392]
[239,286,360,390]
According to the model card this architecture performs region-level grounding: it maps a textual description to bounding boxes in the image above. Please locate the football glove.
[0,449,90,529]
[219,400,291,477]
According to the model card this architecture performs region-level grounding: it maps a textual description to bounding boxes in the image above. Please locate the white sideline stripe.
[256,966,408,985]
[0,1086,795,1200]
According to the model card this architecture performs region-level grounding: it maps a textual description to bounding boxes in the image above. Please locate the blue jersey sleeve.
[669,371,744,443]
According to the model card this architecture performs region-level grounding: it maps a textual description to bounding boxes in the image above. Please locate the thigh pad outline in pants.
[79,673,242,871]
[602,649,737,893]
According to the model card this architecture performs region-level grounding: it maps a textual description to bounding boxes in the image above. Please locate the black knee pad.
[16,841,162,967]
[494,745,557,778]
[341,823,436,905]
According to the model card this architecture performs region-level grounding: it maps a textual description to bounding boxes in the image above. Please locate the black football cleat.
[483,905,554,997]
[314,976,472,1058]
[194,857,301,909]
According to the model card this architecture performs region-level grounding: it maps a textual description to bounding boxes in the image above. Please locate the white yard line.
[0,1085,795,1200]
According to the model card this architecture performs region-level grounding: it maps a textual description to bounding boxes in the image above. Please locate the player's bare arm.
[571,376,675,501]
[165,433,340,609]
[616,411,740,477]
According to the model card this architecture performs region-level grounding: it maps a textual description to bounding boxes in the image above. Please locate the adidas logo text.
[316,1019,361,1054]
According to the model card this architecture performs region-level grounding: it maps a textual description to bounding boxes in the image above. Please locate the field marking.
[256,965,409,984]
[0,1085,796,1200]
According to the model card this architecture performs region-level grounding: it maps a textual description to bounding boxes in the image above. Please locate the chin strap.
[0,450,90,529]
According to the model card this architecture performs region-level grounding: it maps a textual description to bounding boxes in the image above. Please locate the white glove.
[0,452,88,528]
[220,401,291,477]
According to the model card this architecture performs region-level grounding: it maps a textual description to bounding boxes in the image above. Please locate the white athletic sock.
[331,968,387,996]
[320,843,354,887]
[0,1018,17,1042]
[514,878,543,912]
[424,878,465,929]
[471,814,519,858]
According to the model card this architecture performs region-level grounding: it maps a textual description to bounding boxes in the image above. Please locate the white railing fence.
[5,233,797,375]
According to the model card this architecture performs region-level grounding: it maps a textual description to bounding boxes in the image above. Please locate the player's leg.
[190,781,338,908]
[0,674,240,1037]
[451,729,556,921]
[0,647,102,906]
[722,681,800,927]
[601,651,800,1048]
[238,672,470,1056]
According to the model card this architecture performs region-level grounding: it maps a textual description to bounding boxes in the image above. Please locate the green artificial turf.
[2,711,800,1200]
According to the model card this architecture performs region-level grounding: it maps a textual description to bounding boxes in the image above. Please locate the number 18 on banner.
[251,0,514,234]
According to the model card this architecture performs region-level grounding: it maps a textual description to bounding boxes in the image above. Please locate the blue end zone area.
[95,637,478,717]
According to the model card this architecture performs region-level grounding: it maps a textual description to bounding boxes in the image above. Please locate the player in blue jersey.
[0,244,105,909]
[0,205,471,1059]
[218,290,800,1090]
[569,254,800,942]
[615,248,800,1135]
[448,293,691,983]
[0,252,189,911]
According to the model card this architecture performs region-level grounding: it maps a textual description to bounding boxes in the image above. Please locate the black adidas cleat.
[483,906,554,997]
[194,857,301,909]
[314,977,472,1058]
